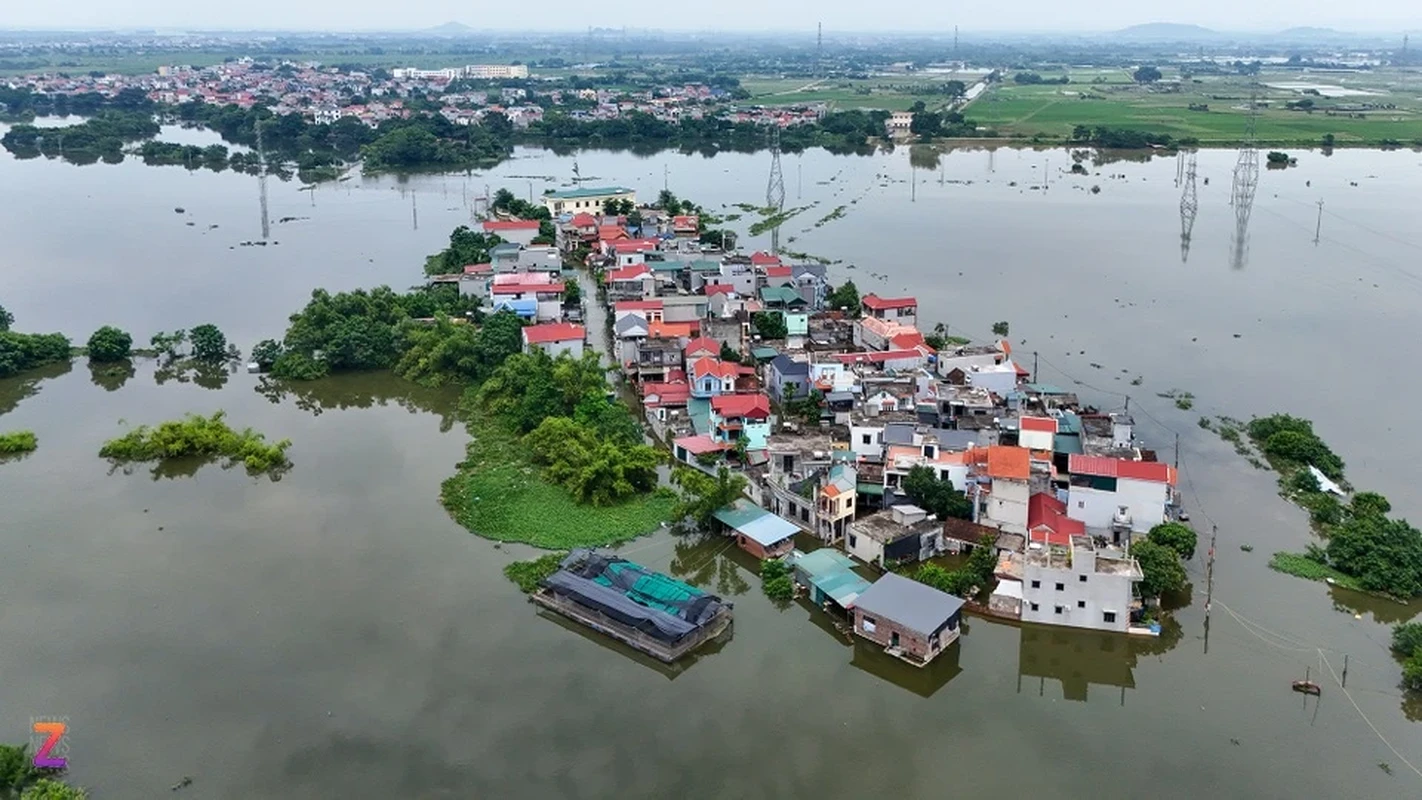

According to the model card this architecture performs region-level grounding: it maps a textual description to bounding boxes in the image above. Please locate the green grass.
[503,552,569,593]
[440,414,673,549]
[1269,551,1363,591]
[0,429,38,454]
[969,69,1422,146]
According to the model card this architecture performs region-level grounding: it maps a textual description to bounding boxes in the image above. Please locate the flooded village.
[447,182,1192,671]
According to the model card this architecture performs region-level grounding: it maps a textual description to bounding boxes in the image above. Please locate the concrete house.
[690,357,738,398]
[1065,455,1177,536]
[846,504,942,568]
[522,322,585,358]
[482,219,541,247]
[766,354,811,402]
[605,265,656,300]
[1021,534,1143,633]
[935,342,1008,380]
[710,393,772,449]
[861,294,918,328]
[661,295,710,324]
[851,572,964,666]
[542,185,637,215]
[975,446,1032,534]
[489,273,565,322]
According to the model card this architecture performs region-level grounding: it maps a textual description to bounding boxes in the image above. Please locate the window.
[1079,575,1088,583]
[1077,600,1086,609]
[1055,582,1065,591]
[1054,606,1064,615]
[1078,500,1085,508]
[862,616,877,633]
[861,434,872,445]
[800,507,809,522]
[848,534,857,548]
[1029,603,1039,612]
[1103,611,1117,624]
[1030,580,1040,589]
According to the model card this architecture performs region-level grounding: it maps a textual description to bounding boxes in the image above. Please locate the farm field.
[742,75,977,111]
[967,67,1422,146]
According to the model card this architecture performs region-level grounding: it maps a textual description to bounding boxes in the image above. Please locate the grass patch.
[1269,551,1363,591]
[748,204,814,236]
[503,552,568,593]
[0,429,38,454]
[98,411,291,477]
[440,413,673,549]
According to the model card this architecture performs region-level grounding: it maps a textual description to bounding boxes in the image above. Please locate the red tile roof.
[462,262,493,275]
[750,251,781,265]
[684,336,719,356]
[711,393,771,419]
[611,239,661,253]
[862,293,917,311]
[570,212,597,227]
[614,299,663,312]
[482,219,540,231]
[642,382,691,406]
[832,350,925,365]
[672,215,699,228]
[891,331,926,351]
[605,265,651,282]
[702,283,735,297]
[692,357,739,380]
[648,320,699,339]
[1020,416,1058,433]
[675,434,728,456]
[523,322,585,345]
[1068,455,1177,485]
[985,446,1031,481]
[1028,493,1084,546]
[1013,361,1031,377]
[598,225,629,241]
[764,265,793,278]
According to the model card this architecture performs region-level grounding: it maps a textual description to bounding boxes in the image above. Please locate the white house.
[1020,534,1143,633]
[1018,416,1058,451]
[522,322,586,358]
[541,186,637,215]
[975,446,1032,534]
[935,342,1008,380]
[861,294,918,328]
[490,273,565,322]
[966,361,1021,397]
[1065,455,1177,534]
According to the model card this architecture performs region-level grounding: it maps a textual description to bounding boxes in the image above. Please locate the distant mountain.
[425,21,474,35]
[1113,23,1227,42]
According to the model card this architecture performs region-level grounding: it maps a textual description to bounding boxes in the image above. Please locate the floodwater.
[2,133,1421,797]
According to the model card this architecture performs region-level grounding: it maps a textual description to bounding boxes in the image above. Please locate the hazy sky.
[4,0,1419,34]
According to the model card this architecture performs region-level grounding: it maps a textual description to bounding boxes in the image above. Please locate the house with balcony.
[690,357,738,398]
[635,339,686,384]
[522,322,585,358]
[1020,534,1144,633]
[489,273,566,322]
[1065,455,1177,540]
[710,393,772,449]
[861,294,918,328]
[973,446,1033,535]
[605,265,656,300]
[936,342,1009,381]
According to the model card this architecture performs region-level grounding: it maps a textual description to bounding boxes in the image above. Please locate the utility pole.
[1204,523,1218,652]
[1343,654,1349,687]
[664,163,669,192]
[528,181,534,204]
[766,126,785,254]
[256,119,270,241]
[1314,199,1324,245]
[797,160,802,199]
[411,190,418,231]
[1032,351,1038,382]
[1174,432,1180,471]
[817,22,823,78]
[954,26,959,60]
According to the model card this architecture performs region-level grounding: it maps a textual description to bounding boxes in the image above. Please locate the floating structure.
[532,549,733,663]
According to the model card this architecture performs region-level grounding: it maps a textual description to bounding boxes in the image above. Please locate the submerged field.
[967,67,1422,146]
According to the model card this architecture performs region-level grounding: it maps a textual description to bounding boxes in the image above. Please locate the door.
[890,632,900,648]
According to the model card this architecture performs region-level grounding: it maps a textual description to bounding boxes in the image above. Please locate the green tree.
[1321,133,1336,148]
[603,198,635,216]
[1147,522,1198,561]
[1351,492,1392,518]
[189,324,228,362]
[672,466,748,528]
[901,465,973,521]
[719,340,741,363]
[251,339,284,369]
[149,329,187,361]
[1133,540,1187,598]
[85,325,132,362]
[826,280,860,314]
[763,574,794,601]
[19,778,87,800]
[1393,621,1422,657]
[0,744,45,795]
[761,558,790,580]
[562,279,582,306]
[991,320,1010,337]
[752,311,788,340]
[0,304,12,332]
[1133,65,1163,83]
[1326,512,1422,597]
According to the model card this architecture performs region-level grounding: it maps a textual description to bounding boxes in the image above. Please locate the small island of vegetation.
[1,742,87,799]
[99,411,292,478]
[0,429,38,456]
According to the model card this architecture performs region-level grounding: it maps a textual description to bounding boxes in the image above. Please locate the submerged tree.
[672,466,748,529]
[85,325,133,363]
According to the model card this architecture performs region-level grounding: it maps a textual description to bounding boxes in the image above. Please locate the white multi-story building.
[464,64,530,79]
[1020,535,1143,633]
[1065,455,1177,536]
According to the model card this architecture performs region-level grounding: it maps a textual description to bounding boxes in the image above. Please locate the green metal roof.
[1053,433,1084,455]
[857,483,885,496]
[713,500,769,530]
[544,186,635,199]
[1021,383,1068,395]
[793,548,858,580]
[751,346,780,360]
[690,260,723,271]
[759,286,807,306]
[650,261,687,272]
[812,568,872,606]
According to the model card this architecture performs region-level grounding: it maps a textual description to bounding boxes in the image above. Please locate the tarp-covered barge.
[532,549,733,662]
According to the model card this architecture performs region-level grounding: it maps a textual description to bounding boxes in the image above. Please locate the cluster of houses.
[442,183,1183,668]
[8,59,823,132]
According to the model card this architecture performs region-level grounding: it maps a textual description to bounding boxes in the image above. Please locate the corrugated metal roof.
[851,573,965,637]
[792,548,857,579]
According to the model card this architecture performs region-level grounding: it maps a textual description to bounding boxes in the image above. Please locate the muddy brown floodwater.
[1,133,1420,797]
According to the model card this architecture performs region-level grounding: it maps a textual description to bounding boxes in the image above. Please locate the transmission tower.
[256,119,270,241]
[1179,150,1198,262]
[1229,83,1260,269]
[766,126,786,254]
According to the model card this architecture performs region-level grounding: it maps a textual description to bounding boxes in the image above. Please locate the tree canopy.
[901,465,973,521]
[424,225,504,277]
[85,326,132,362]
[0,304,12,332]
[1133,65,1163,83]
[1133,540,1188,599]
[752,311,788,340]
[672,466,748,529]
[826,280,860,314]
[188,323,229,362]
[1147,522,1197,561]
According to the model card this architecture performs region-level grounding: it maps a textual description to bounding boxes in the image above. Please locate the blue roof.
[490,298,537,318]
[770,354,810,376]
[812,568,872,606]
[544,186,635,199]
[793,548,857,579]
[714,501,797,546]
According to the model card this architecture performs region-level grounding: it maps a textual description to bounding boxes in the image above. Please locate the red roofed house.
[642,381,691,410]
[605,264,655,300]
[861,294,918,328]
[974,445,1033,534]
[750,251,781,267]
[490,273,566,322]
[1066,454,1178,537]
[763,264,793,283]
[482,219,541,247]
[1027,493,1085,547]
[672,434,728,468]
[854,315,921,352]
[683,336,719,361]
[1018,416,1058,451]
[671,215,699,237]
[690,357,739,398]
[710,393,773,448]
[522,322,586,359]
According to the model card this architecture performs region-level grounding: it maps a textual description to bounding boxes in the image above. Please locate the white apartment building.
[1020,535,1143,633]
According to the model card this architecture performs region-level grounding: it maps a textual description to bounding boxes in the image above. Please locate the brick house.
[851,572,965,666]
